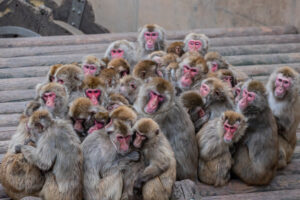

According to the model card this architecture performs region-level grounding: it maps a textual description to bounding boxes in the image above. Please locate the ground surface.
[0,26,299,199]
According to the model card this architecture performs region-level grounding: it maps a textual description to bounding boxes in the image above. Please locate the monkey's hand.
[127,151,140,162]
[133,178,145,198]
[15,145,22,154]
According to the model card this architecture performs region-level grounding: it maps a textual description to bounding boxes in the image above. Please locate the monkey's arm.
[20,141,56,171]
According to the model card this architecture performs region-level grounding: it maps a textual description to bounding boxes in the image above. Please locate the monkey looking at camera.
[81,55,105,77]
[183,33,210,56]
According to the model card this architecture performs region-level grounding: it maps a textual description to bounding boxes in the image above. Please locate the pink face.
[74,119,84,132]
[223,76,233,87]
[88,120,105,134]
[198,108,205,118]
[133,131,146,148]
[234,87,241,103]
[188,40,202,52]
[180,65,199,87]
[83,64,97,76]
[223,120,238,143]
[85,89,101,105]
[117,134,131,152]
[43,92,56,108]
[200,83,210,97]
[144,91,164,114]
[144,32,159,50]
[238,89,256,110]
[111,49,124,59]
[274,74,291,98]
[210,61,218,72]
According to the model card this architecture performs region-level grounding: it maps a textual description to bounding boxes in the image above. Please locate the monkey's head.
[27,110,53,141]
[267,66,299,101]
[198,77,231,106]
[105,40,135,61]
[160,53,179,68]
[106,119,133,155]
[133,60,163,81]
[204,52,229,73]
[87,106,109,134]
[69,97,98,134]
[215,69,237,88]
[148,50,167,65]
[219,111,247,144]
[47,64,63,82]
[136,77,174,115]
[99,68,120,89]
[82,55,104,76]
[138,24,165,51]
[107,58,130,78]
[180,91,206,119]
[37,82,68,111]
[105,93,130,112]
[167,41,185,57]
[109,105,137,127]
[238,80,267,114]
[83,76,106,105]
[177,55,208,89]
[183,33,210,56]
[132,118,160,149]
[119,75,142,102]
[54,64,84,92]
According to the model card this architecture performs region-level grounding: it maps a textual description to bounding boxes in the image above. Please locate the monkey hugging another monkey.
[0,23,299,200]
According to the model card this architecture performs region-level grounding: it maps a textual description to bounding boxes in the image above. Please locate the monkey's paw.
[15,145,22,154]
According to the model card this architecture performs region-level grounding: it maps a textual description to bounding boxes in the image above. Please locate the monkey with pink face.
[183,33,210,56]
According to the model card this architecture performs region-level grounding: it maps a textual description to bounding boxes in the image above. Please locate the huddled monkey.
[133,60,164,81]
[83,75,106,106]
[104,39,137,67]
[16,110,83,200]
[213,69,237,88]
[119,75,142,104]
[183,33,210,56]
[86,106,110,135]
[137,24,166,59]
[98,68,120,92]
[104,93,130,112]
[197,111,247,186]
[107,57,131,77]
[81,55,106,77]
[234,80,278,185]
[130,118,176,200]
[167,41,185,57]
[54,64,85,103]
[147,50,167,65]
[267,66,300,169]
[134,77,198,180]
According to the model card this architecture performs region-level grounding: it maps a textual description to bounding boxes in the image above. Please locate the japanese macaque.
[17,110,82,200]
[167,41,185,57]
[119,75,142,104]
[107,57,130,77]
[54,64,84,103]
[134,77,198,180]
[183,33,210,56]
[105,93,130,112]
[46,64,63,82]
[234,80,278,185]
[137,24,166,59]
[205,51,248,82]
[161,53,179,68]
[267,66,300,169]
[133,60,164,81]
[233,81,244,104]
[83,75,106,105]
[99,68,120,92]
[81,55,105,77]
[104,39,137,66]
[82,109,139,200]
[35,82,69,119]
[214,69,237,88]
[0,105,45,199]
[197,111,247,186]
[196,77,234,120]
[174,54,208,94]
[69,97,99,141]
[180,91,209,132]
[86,106,109,134]
[148,50,167,65]
[131,118,176,200]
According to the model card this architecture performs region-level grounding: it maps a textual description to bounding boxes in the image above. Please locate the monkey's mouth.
[224,132,233,144]
[88,121,105,134]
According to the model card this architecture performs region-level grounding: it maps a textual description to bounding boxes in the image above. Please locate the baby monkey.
[197,111,247,186]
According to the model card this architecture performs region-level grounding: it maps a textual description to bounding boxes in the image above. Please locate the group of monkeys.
[0,24,299,200]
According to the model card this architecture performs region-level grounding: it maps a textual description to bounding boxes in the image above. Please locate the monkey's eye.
[278,78,282,82]
[90,66,96,70]
[112,50,117,53]
[84,65,89,69]
[183,65,190,70]
[151,32,158,37]
[284,80,289,84]
[130,84,136,89]
[191,68,197,73]
[117,49,123,53]
[248,94,252,98]
[146,33,151,36]
[87,90,92,94]
[188,41,194,45]
[195,42,201,45]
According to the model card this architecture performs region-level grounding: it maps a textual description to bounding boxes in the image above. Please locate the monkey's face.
[85,88,102,105]
[238,89,256,111]
[144,90,165,114]
[42,92,56,109]
[223,120,240,144]
[119,80,138,97]
[106,120,132,155]
[199,79,226,105]
[110,48,124,59]
[207,60,221,72]
[82,64,98,76]
[273,73,292,99]
[144,31,159,51]
[132,118,159,148]
[188,39,202,53]
[179,64,199,88]
[87,110,109,134]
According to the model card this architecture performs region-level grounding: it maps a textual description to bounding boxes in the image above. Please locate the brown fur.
[47,64,63,82]
[197,111,247,186]
[119,75,143,104]
[82,55,105,76]
[133,60,160,81]
[248,80,266,94]
[167,41,185,57]
[110,105,137,125]
[98,68,120,90]
[108,58,130,76]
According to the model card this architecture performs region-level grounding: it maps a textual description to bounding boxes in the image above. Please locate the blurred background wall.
[52,0,300,32]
